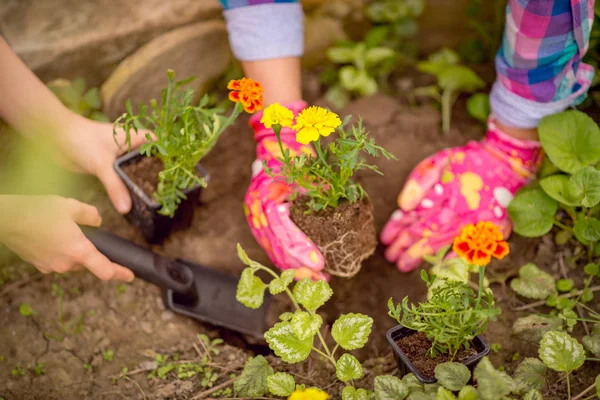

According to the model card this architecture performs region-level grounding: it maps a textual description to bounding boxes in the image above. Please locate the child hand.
[244,102,326,280]
[381,119,543,272]
[0,195,134,281]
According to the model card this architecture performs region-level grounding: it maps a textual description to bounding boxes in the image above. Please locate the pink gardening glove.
[244,101,327,280]
[381,119,543,272]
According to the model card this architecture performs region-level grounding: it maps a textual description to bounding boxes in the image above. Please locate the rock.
[303,16,347,68]
[101,20,231,120]
[0,0,222,86]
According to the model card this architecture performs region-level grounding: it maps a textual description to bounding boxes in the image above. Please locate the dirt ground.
[0,92,598,399]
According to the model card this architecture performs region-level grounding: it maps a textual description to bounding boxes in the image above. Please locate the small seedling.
[198,334,224,356]
[115,284,127,295]
[31,362,45,376]
[102,349,114,362]
[19,303,35,317]
[11,365,26,377]
[490,343,502,354]
[83,363,93,372]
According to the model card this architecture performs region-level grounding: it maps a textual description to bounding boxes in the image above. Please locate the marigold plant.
[453,221,509,266]
[115,71,260,216]
[263,103,394,212]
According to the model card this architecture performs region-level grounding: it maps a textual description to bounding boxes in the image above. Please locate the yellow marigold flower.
[453,221,509,266]
[288,388,329,400]
[292,106,342,144]
[261,103,294,129]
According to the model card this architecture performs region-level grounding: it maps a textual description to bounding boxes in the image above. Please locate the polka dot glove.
[244,101,327,280]
[381,119,543,272]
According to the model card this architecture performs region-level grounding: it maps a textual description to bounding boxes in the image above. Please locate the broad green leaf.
[336,353,363,382]
[264,322,313,364]
[402,373,424,394]
[327,47,356,64]
[513,358,547,394]
[523,389,543,400]
[424,384,441,395]
[573,216,600,244]
[567,166,600,207]
[343,386,370,400]
[237,244,252,266]
[435,362,470,391]
[236,268,266,309]
[279,312,294,321]
[408,393,436,400]
[234,356,273,397]
[512,314,563,345]
[473,357,514,400]
[539,331,585,372]
[508,188,558,237]
[583,334,600,357]
[510,263,556,300]
[374,375,409,400]
[293,278,333,312]
[83,88,101,109]
[438,65,485,92]
[429,48,461,65]
[290,311,322,341]
[436,387,457,400]
[457,386,478,400]
[331,313,374,350]
[556,279,574,292]
[324,85,351,110]
[19,303,34,317]
[466,93,490,124]
[365,47,395,67]
[538,110,600,174]
[340,65,361,90]
[430,257,470,284]
[269,269,296,294]
[584,263,600,276]
[539,175,580,206]
[267,372,295,397]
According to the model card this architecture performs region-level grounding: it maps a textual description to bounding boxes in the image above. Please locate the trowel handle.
[82,228,195,295]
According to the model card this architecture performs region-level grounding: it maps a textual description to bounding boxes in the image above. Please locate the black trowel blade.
[164,260,271,338]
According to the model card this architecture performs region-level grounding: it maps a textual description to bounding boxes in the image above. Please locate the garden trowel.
[83,228,270,338]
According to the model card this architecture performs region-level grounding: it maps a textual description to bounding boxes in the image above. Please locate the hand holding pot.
[244,101,327,281]
[381,119,543,272]
[0,195,135,282]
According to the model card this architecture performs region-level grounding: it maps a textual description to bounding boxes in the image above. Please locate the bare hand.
[0,195,134,281]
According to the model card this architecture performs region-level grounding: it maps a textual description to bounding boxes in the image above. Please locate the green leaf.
[436,387,457,400]
[556,279,574,292]
[19,303,35,317]
[435,362,470,391]
[293,278,333,312]
[83,87,101,109]
[336,353,363,382]
[508,188,558,237]
[473,357,514,400]
[596,375,600,398]
[279,312,294,321]
[269,269,296,294]
[539,331,585,372]
[236,268,266,309]
[331,313,374,350]
[402,373,424,394]
[513,358,547,394]
[374,375,409,400]
[327,47,356,64]
[538,110,600,174]
[466,93,490,124]
[264,322,313,364]
[438,65,485,92]
[573,216,600,244]
[408,393,436,400]
[457,386,478,400]
[584,263,600,276]
[583,334,600,357]
[234,356,273,397]
[510,263,556,300]
[567,166,600,207]
[237,244,253,266]
[290,311,322,341]
[343,386,370,400]
[365,47,395,67]
[512,314,563,345]
[539,175,580,206]
[267,372,295,397]
[523,389,543,400]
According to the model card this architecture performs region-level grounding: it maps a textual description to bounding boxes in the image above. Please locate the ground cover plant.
[260,102,394,277]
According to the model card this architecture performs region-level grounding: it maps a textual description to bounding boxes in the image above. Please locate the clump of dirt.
[396,332,478,379]
[290,196,377,278]
[122,156,163,197]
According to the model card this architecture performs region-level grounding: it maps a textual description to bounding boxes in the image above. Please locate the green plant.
[18,303,35,317]
[508,110,600,254]
[31,362,45,377]
[11,365,26,377]
[43,283,88,341]
[414,48,486,134]
[388,269,500,360]
[47,77,108,121]
[115,69,243,217]
[234,244,375,397]
[458,0,505,64]
[266,105,394,212]
[102,349,114,362]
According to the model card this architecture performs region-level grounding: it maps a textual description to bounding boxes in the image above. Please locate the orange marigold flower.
[452,221,509,266]
[228,78,264,114]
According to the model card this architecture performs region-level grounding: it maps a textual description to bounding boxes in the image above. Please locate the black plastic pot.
[114,150,209,244]
[386,325,490,384]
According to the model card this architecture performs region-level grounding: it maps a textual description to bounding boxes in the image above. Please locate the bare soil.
[396,332,478,379]
[122,156,163,198]
[0,93,598,399]
[291,196,377,278]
